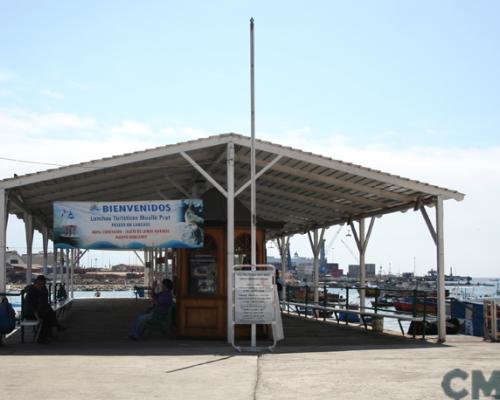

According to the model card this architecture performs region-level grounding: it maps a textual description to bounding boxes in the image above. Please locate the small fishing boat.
[393,297,437,314]
[371,296,394,307]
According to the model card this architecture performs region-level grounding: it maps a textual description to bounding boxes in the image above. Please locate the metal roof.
[0,133,464,238]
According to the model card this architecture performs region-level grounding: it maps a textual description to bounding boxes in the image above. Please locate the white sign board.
[234,270,275,324]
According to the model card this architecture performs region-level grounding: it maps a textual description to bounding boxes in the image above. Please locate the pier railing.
[281,284,436,338]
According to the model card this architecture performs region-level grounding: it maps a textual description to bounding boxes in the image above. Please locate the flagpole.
[250,17,257,348]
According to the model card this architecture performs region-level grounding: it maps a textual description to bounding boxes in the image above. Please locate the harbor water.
[4,278,499,336]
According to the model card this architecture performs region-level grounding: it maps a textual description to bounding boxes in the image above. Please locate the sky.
[1,1,499,277]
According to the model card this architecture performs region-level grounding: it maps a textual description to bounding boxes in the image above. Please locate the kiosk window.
[234,233,260,265]
[188,234,218,295]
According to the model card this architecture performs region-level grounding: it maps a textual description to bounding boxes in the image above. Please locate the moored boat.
[393,297,437,314]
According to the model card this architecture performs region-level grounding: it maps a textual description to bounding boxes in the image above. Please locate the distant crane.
[340,238,358,262]
[324,225,344,262]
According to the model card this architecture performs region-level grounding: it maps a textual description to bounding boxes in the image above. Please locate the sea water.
[4,279,498,334]
[6,290,136,314]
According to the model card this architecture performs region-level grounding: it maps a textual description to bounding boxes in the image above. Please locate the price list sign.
[234,270,275,324]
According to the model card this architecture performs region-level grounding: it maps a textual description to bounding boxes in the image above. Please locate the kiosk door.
[176,227,227,338]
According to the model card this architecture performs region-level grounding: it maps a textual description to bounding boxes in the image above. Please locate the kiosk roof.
[0,133,464,238]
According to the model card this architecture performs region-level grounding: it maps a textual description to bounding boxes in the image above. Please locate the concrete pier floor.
[1,298,498,399]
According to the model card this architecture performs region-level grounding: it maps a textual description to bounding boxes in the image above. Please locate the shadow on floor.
[1,298,445,356]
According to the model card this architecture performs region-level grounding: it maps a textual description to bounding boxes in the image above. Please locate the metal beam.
[256,185,356,215]
[181,151,228,197]
[420,205,437,246]
[235,155,282,197]
[230,135,465,201]
[363,217,376,254]
[203,148,229,192]
[163,173,191,197]
[0,136,231,189]
[134,251,145,266]
[237,153,413,203]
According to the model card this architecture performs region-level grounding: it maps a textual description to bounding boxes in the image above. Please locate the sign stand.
[231,264,283,352]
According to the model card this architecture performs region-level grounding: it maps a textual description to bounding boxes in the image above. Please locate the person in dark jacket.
[0,297,16,345]
[24,275,66,344]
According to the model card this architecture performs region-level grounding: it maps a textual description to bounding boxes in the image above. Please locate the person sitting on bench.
[24,275,66,344]
[128,278,173,340]
[0,297,16,346]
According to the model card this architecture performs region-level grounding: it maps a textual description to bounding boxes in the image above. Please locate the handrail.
[0,292,22,297]
[284,284,437,337]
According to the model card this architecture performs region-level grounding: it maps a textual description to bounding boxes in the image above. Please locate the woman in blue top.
[128,278,173,340]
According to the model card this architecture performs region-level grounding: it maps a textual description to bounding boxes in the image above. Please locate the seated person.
[0,297,16,346]
[56,284,68,302]
[129,278,174,340]
[24,275,66,344]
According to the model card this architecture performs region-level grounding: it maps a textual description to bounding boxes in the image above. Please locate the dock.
[1,298,498,399]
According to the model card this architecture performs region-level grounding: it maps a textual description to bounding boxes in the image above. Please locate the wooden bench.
[54,298,73,318]
[144,303,176,338]
[283,301,433,338]
[19,299,73,343]
[20,318,41,343]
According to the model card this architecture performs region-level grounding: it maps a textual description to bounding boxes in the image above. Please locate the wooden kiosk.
[174,189,274,338]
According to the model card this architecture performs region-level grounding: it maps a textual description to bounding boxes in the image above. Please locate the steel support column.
[42,225,49,276]
[226,142,235,343]
[420,200,447,342]
[350,217,375,311]
[278,236,289,301]
[143,249,150,288]
[24,212,34,284]
[65,249,70,289]
[436,196,446,342]
[308,228,325,303]
[71,249,76,298]
[53,244,58,284]
[0,189,7,291]
[359,219,366,311]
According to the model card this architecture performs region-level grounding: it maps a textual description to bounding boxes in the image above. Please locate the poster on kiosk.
[53,200,204,250]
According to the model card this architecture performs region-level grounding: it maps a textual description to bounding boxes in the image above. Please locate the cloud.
[110,119,152,136]
[40,89,64,100]
[0,108,96,138]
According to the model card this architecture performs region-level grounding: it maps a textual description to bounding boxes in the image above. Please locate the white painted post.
[359,218,366,311]
[313,229,319,303]
[42,226,48,276]
[436,196,446,342]
[65,249,70,288]
[24,212,34,284]
[308,228,325,304]
[227,141,235,343]
[280,236,289,302]
[71,249,76,298]
[0,189,7,292]
[143,249,149,288]
[53,245,58,284]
